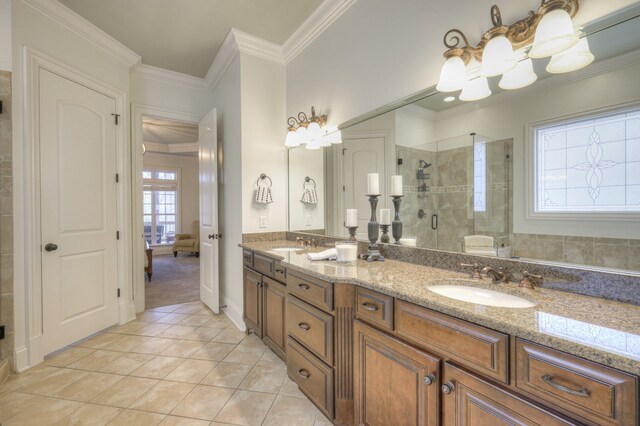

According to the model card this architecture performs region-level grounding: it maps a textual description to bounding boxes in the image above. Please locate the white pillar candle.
[399,237,417,247]
[336,243,358,263]
[345,209,358,227]
[391,175,403,196]
[367,173,379,195]
[380,208,391,225]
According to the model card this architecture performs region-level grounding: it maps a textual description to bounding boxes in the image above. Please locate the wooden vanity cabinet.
[262,276,287,359]
[243,267,262,337]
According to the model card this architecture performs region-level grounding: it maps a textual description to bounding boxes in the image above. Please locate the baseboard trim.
[222,298,245,332]
[120,300,136,324]
[14,346,30,373]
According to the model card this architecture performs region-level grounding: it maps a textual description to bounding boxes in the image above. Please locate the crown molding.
[143,141,198,155]
[398,103,437,120]
[131,63,208,91]
[283,0,358,63]
[232,29,284,64]
[203,28,241,93]
[19,0,141,68]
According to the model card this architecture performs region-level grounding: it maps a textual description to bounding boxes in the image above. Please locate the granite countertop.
[240,241,640,375]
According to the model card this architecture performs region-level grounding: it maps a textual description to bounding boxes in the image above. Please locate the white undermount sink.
[270,247,305,252]
[427,285,537,308]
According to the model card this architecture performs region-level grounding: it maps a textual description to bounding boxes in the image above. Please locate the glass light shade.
[499,58,537,90]
[317,132,332,147]
[307,121,322,141]
[305,138,321,150]
[459,76,491,101]
[546,38,594,74]
[296,126,309,144]
[436,56,468,92]
[285,130,299,147]
[481,35,517,77]
[528,9,578,58]
[329,129,342,144]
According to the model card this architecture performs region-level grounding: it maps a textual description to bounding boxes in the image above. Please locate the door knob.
[45,243,58,252]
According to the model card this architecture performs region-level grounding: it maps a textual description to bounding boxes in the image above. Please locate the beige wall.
[142,152,199,235]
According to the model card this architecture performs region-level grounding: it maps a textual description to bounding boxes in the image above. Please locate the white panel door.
[199,109,220,313]
[40,69,119,355]
[343,138,387,239]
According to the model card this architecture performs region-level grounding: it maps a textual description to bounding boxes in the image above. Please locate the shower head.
[418,160,432,169]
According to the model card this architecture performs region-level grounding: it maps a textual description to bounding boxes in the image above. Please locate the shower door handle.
[431,214,438,230]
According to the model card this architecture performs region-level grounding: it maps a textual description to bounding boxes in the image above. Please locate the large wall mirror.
[288,7,640,273]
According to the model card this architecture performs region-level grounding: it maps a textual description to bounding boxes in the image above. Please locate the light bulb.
[296,126,309,145]
[499,58,537,90]
[460,76,491,101]
[481,35,516,77]
[529,9,578,58]
[546,37,594,73]
[307,121,322,141]
[285,130,299,147]
[436,56,468,92]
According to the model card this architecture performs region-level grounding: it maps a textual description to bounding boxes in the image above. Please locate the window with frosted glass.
[534,108,640,213]
[143,168,179,244]
[474,141,487,212]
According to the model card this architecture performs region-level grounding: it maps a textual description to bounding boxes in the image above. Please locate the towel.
[301,187,318,204]
[307,248,337,261]
[255,185,273,204]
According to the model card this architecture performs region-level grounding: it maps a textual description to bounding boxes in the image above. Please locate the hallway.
[0,301,331,425]
[145,255,200,310]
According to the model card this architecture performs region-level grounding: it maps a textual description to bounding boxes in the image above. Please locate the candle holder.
[362,194,384,262]
[392,195,404,244]
[380,225,390,243]
[346,226,358,242]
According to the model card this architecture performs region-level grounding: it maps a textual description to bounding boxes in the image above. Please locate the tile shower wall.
[513,233,640,272]
[0,70,13,372]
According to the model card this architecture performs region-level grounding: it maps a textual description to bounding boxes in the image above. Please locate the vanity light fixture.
[436,0,591,101]
[443,96,456,102]
[285,106,342,149]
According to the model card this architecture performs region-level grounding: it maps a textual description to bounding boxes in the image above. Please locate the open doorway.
[141,116,200,309]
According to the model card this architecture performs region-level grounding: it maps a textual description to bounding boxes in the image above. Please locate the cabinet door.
[243,267,262,337]
[441,363,577,426]
[263,276,286,360]
[354,320,440,426]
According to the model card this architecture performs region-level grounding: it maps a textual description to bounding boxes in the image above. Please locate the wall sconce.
[436,0,590,101]
[285,106,342,149]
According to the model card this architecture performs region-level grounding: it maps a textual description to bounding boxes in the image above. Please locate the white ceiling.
[58,0,324,77]
[143,117,198,145]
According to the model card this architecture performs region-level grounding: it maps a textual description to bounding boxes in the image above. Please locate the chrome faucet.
[295,237,305,246]
[461,263,483,279]
[295,237,317,248]
[482,266,510,283]
[519,271,543,289]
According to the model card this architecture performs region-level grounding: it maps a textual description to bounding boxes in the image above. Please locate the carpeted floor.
[145,254,200,309]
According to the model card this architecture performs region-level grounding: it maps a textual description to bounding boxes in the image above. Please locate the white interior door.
[40,69,119,355]
[343,137,387,239]
[198,108,220,313]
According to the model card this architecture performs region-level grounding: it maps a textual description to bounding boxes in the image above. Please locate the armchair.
[173,220,200,258]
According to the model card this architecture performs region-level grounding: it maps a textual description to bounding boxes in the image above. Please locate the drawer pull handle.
[361,302,378,311]
[423,374,435,386]
[298,369,310,379]
[441,382,455,395]
[298,322,311,331]
[298,283,310,290]
[275,268,285,273]
[541,375,590,397]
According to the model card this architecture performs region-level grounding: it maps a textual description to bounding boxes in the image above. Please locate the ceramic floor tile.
[137,311,170,323]
[103,335,152,352]
[255,349,286,369]
[91,376,159,408]
[222,345,267,365]
[21,368,90,396]
[278,377,306,399]
[0,391,45,422]
[174,304,206,315]
[170,385,234,420]
[191,342,236,361]
[159,325,199,339]
[150,303,184,313]
[164,359,218,383]
[108,409,166,425]
[200,362,253,388]
[239,334,267,348]
[44,347,96,367]
[75,333,125,350]
[202,316,232,329]
[98,352,154,375]
[160,415,211,425]
[132,337,179,355]
[262,395,317,426]
[214,389,276,426]
[183,326,223,342]
[66,350,124,371]
[54,371,123,402]
[54,403,121,425]
[238,364,287,393]
[314,411,333,426]
[178,315,211,327]
[0,366,63,392]
[129,380,195,414]
[153,313,191,324]
[211,327,246,345]
[4,397,83,426]
[160,340,205,358]
[130,356,184,380]
[129,322,173,337]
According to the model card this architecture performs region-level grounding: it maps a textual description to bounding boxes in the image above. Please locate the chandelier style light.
[284,106,342,149]
[436,0,591,102]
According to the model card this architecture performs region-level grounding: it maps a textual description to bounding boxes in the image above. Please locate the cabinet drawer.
[395,300,509,383]
[287,337,334,420]
[273,260,286,282]
[355,287,394,331]
[287,295,333,365]
[253,253,275,278]
[516,339,638,426]
[287,269,333,312]
[242,250,253,268]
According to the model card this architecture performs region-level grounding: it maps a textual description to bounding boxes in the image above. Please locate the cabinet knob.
[361,302,378,311]
[297,322,310,331]
[423,374,436,386]
[441,382,455,395]
[297,369,310,379]
[298,283,310,290]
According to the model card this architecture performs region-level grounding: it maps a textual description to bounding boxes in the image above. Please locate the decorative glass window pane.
[535,108,640,213]
[142,169,179,244]
[142,171,152,179]
[474,142,487,212]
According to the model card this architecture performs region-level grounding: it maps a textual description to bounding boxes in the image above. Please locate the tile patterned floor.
[0,301,333,426]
